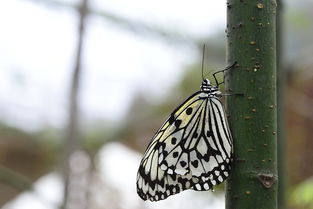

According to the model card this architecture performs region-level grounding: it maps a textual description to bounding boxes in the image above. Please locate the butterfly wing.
[136,92,233,201]
[189,97,233,190]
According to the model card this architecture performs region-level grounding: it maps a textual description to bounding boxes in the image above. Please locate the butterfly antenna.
[201,44,205,81]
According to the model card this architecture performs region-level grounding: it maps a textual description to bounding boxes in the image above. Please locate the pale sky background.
[0,0,226,131]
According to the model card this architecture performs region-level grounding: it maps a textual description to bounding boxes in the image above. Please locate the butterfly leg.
[213,61,238,88]
[222,93,245,97]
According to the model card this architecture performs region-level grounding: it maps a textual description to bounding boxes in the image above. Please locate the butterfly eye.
[202,79,211,86]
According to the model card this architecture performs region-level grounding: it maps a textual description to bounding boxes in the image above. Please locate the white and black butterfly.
[136,61,237,201]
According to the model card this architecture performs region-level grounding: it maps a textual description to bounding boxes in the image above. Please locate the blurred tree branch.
[24,0,194,44]
[0,165,32,191]
[61,0,87,208]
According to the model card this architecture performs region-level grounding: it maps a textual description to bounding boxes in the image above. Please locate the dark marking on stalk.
[258,174,276,188]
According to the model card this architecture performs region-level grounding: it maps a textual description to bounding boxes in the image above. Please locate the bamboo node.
[258,174,276,188]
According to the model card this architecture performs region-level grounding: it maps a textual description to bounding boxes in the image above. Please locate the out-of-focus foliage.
[286,75,313,186]
[291,178,313,209]
[0,124,56,205]
[0,119,116,205]
[82,120,119,156]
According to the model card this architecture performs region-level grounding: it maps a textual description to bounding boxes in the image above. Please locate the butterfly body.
[137,79,233,201]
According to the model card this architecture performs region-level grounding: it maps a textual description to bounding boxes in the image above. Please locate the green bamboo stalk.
[225,1,278,209]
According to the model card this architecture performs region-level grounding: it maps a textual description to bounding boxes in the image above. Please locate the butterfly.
[136,61,237,201]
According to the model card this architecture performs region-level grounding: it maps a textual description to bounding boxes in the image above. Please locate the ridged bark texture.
[225,1,278,209]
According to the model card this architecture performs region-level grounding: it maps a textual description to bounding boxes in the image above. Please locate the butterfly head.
[201,79,214,91]
[201,79,221,96]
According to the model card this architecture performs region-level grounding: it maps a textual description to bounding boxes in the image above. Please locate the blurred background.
[0,0,313,208]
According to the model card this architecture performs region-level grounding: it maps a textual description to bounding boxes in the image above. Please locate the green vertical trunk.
[225,1,278,209]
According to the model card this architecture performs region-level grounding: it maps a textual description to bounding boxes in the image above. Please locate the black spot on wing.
[186,107,193,115]
[173,152,179,158]
[180,161,187,167]
[191,160,199,168]
[168,114,175,125]
[171,137,177,145]
[193,132,198,138]
[175,119,182,128]
[203,153,210,161]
